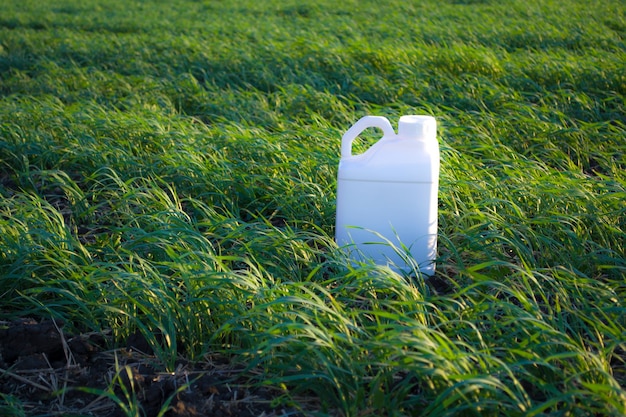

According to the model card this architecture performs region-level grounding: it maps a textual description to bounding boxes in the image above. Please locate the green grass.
[1,0,625,415]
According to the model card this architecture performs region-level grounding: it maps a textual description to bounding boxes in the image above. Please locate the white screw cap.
[398,115,437,141]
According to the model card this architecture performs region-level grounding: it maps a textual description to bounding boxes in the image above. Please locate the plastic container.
[335,115,439,275]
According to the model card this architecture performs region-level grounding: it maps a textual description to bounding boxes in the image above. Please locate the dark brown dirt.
[0,318,314,416]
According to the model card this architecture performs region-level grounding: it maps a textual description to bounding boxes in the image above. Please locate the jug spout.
[398,115,437,142]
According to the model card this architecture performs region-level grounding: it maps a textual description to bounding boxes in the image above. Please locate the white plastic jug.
[335,115,439,275]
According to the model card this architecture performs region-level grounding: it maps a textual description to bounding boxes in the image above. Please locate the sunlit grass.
[1,0,625,415]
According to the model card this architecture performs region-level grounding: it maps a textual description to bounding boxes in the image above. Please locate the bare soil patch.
[0,318,310,416]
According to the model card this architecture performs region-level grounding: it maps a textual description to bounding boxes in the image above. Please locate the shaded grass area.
[1,0,625,415]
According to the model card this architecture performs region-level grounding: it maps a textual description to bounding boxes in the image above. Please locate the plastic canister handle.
[341,116,395,158]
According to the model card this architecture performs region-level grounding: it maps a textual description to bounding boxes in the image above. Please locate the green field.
[1,0,625,415]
